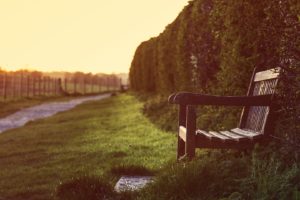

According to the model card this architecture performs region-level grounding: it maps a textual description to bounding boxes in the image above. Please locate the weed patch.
[56,176,115,200]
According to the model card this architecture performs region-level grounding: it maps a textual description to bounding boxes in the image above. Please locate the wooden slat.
[219,131,243,141]
[254,68,280,82]
[238,67,258,128]
[209,131,229,141]
[196,129,213,139]
[173,93,272,106]
[245,106,270,132]
[231,128,260,138]
[253,79,277,95]
[179,126,186,142]
[244,78,277,132]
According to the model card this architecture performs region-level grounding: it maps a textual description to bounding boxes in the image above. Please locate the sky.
[0,0,189,74]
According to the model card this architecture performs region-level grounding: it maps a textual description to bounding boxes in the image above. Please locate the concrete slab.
[114,176,154,192]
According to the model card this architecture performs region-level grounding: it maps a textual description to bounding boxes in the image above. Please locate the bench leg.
[177,136,185,159]
[185,106,196,159]
[178,104,187,160]
[186,134,195,159]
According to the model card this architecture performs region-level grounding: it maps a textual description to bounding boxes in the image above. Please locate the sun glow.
[0,0,189,73]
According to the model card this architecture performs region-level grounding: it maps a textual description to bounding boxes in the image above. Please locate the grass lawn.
[0,94,176,200]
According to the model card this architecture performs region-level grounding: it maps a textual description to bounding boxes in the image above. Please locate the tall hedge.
[129,0,299,146]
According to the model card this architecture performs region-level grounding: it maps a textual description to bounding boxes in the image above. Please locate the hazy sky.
[0,0,189,74]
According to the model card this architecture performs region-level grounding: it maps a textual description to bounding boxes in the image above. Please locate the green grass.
[1,93,299,200]
[0,94,175,200]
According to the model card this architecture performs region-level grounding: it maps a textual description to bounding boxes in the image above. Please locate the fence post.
[115,77,118,91]
[30,76,33,97]
[51,78,54,96]
[39,77,41,96]
[83,78,86,95]
[98,77,101,93]
[64,78,67,93]
[45,77,47,96]
[119,78,122,91]
[106,77,109,92]
[46,77,48,96]
[74,78,77,94]
[11,73,15,98]
[47,77,50,96]
[58,78,63,95]
[91,79,94,94]
[43,77,46,96]
[27,75,30,97]
[20,73,23,97]
[114,77,117,92]
[56,78,59,95]
[54,78,56,95]
[3,73,7,100]
[52,78,54,95]
[55,78,58,95]
[49,78,51,95]
[32,76,35,96]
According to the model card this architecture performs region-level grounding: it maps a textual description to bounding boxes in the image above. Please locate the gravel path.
[0,93,111,134]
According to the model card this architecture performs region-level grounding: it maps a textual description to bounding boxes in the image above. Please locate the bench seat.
[169,67,280,159]
[179,126,263,149]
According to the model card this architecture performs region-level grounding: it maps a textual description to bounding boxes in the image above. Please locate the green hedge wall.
[130,0,299,147]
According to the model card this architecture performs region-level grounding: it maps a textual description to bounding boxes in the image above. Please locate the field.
[0,94,176,200]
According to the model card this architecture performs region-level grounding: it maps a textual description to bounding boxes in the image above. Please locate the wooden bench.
[168,68,280,160]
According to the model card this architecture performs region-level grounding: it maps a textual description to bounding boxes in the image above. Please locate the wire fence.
[62,76,121,94]
[0,71,121,101]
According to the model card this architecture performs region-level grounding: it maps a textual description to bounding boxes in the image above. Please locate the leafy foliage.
[130,0,300,154]
[129,0,300,199]
[136,147,300,200]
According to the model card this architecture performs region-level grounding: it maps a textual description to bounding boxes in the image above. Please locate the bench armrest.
[168,92,273,106]
[168,93,177,104]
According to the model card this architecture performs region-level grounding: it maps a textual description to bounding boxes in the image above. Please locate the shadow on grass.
[56,176,115,200]
[56,176,137,200]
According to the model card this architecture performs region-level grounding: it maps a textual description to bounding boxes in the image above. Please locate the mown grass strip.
[0,94,175,200]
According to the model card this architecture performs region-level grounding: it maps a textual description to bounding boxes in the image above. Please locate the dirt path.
[0,93,111,133]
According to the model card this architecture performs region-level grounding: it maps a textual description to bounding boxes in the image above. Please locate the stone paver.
[114,176,154,192]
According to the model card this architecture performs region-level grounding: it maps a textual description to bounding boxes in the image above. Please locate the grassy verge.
[0,94,175,200]
[138,94,300,200]
[1,93,298,200]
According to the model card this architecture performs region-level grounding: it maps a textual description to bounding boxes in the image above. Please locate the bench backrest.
[239,68,280,134]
